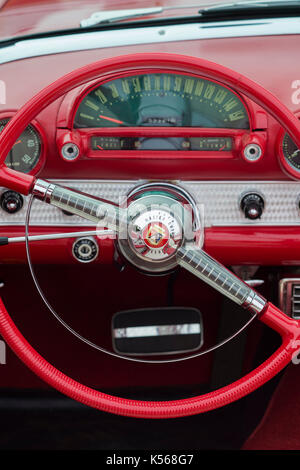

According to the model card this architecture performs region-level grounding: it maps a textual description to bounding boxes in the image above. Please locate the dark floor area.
[0,376,280,450]
[0,265,283,450]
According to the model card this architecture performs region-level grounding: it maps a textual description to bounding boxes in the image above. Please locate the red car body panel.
[0,0,219,40]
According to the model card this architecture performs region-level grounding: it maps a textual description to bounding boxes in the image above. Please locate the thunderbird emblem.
[143,222,169,249]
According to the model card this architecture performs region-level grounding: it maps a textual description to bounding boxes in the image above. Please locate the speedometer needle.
[13,140,22,146]
[291,149,300,157]
[98,115,126,125]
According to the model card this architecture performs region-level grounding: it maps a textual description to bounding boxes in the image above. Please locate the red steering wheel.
[0,53,299,419]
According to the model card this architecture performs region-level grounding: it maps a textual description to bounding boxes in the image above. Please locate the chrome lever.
[0,229,115,245]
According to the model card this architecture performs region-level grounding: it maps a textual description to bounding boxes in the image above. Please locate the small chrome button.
[243,143,262,162]
[61,142,80,161]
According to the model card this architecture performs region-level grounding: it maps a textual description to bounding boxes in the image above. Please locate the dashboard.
[0,67,296,179]
[0,35,300,267]
[1,68,299,179]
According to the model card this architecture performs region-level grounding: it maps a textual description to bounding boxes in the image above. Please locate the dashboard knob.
[0,190,23,214]
[240,193,264,220]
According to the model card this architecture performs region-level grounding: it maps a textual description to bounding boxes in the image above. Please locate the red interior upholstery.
[244,364,300,450]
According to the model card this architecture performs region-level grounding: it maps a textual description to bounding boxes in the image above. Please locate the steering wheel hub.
[117,182,199,273]
[130,208,182,259]
[143,220,170,249]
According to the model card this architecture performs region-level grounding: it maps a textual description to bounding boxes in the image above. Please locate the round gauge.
[74,73,250,129]
[282,133,300,171]
[72,237,99,263]
[0,118,42,173]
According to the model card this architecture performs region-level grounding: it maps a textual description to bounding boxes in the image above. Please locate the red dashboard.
[2,1,300,426]
[0,36,300,267]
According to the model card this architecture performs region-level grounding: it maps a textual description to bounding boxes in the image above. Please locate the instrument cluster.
[56,70,264,166]
[1,71,300,182]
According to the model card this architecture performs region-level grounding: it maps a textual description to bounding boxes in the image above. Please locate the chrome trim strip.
[279,277,300,317]
[1,179,300,227]
[113,323,201,338]
[1,17,300,65]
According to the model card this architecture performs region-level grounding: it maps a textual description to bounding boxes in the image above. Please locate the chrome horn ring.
[117,182,204,274]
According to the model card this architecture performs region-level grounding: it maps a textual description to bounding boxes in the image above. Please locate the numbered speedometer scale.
[0,118,41,173]
[74,73,249,129]
[74,73,249,154]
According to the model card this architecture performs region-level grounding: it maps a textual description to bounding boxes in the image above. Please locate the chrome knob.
[0,190,23,214]
[240,193,264,220]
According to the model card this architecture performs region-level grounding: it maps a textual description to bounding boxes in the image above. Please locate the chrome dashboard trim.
[0,179,300,227]
[113,323,201,339]
[279,278,300,318]
[1,17,300,65]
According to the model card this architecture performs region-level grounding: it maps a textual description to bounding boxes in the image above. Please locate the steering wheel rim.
[0,53,300,418]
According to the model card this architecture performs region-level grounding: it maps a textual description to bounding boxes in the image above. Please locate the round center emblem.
[142,222,169,249]
[128,208,182,262]
[117,183,203,273]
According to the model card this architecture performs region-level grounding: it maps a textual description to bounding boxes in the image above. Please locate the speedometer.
[74,73,250,129]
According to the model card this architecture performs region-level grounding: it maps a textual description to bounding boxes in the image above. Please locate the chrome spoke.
[33,179,125,231]
[177,244,266,315]
[31,179,266,316]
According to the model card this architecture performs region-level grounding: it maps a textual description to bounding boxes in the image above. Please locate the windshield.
[0,0,298,42]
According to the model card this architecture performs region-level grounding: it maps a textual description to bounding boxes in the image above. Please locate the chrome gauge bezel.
[0,111,46,176]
